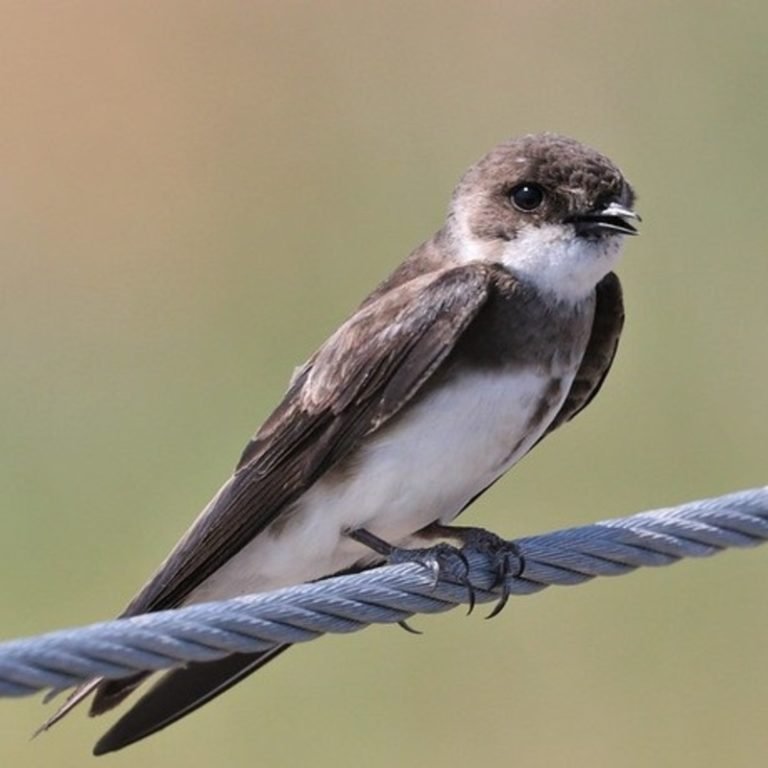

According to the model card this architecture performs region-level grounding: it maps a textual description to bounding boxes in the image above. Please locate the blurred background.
[1,2,766,766]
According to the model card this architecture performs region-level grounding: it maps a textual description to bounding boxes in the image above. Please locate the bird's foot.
[347,528,476,613]
[421,524,524,618]
[389,542,476,610]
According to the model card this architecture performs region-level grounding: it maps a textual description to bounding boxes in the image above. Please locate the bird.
[39,133,638,754]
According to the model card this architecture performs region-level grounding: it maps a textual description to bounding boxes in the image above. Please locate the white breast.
[187,366,575,603]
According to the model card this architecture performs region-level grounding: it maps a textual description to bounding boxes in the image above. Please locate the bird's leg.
[347,527,476,613]
[346,528,397,556]
[417,523,525,619]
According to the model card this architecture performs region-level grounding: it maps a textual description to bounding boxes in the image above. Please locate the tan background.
[1,2,767,766]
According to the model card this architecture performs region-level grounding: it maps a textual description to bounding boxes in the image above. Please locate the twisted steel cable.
[0,487,766,698]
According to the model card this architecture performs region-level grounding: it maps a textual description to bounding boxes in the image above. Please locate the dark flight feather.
[93,646,291,755]
[542,271,624,434]
[121,264,495,618]
[42,263,497,730]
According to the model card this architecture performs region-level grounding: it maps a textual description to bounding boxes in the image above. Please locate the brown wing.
[119,263,497,616]
[40,263,497,731]
[544,271,624,434]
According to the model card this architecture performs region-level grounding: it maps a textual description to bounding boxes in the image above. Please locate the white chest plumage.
[188,365,577,603]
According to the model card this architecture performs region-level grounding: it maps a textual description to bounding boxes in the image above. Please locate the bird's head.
[448,133,639,302]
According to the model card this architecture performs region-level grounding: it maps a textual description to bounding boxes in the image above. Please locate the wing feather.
[121,263,495,617]
[38,263,496,726]
[544,271,624,434]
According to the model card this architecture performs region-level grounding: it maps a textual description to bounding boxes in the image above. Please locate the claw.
[484,546,524,618]
[485,592,510,620]
[465,583,476,616]
[389,542,476,611]
[508,548,526,580]
[448,548,476,614]
[397,619,423,635]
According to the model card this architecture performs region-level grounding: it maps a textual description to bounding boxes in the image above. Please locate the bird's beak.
[567,201,641,237]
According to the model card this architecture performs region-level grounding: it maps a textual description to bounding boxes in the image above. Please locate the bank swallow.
[40,133,638,753]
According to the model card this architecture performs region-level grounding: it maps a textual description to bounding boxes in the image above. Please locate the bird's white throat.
[458,221,625,303]
[501,224,624,301]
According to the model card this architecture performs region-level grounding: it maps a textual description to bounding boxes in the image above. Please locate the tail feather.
[34,678,103,737]
[90,672,149,715]
[36,669,152,737]
[93,645,291,755]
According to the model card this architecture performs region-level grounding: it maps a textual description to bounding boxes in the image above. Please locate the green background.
[1,2,767,766]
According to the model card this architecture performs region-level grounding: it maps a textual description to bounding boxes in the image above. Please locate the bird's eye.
[509,183,545,212]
